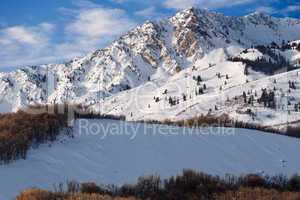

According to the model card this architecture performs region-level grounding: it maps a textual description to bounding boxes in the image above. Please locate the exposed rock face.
[171,8,201,57]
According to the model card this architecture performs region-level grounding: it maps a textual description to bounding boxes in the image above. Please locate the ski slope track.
[1,119,300,199]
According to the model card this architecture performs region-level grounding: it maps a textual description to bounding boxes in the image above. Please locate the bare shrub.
[15,170,300,200]
[15,188,59,200]
[215,187,300,200]
[141,114,300,138]
[0,105,70,164]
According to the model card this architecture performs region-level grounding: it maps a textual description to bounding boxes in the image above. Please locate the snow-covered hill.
[0,8,300,126]
[92,61,300,127]
[1,119,300,200]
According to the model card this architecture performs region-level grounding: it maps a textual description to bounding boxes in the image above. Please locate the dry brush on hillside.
[15,170,300,200]
[0,104,127,164]
[0,105,72,164]
[142,114,300,138]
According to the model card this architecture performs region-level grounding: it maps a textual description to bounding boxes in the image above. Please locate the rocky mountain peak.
[1,8,300,113]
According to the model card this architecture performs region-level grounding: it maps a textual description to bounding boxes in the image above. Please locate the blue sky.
[0,0,300,71]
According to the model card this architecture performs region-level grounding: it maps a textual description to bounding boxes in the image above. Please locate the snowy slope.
[1,119,300,200]
[0,8,300,126]
[92,58,300,126]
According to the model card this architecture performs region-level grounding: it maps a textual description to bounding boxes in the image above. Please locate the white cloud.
[164,0,197,9]
[111,0,163,6]
[282,5,300,13]
[3,27,37,44]
[164,0,254,9]
[0,1,136,69]
[134,6,165,19]
[59,2,136,61]
[66,7,135,38]
[255,6,276,14]
[60,1,136,54]
[255,5,300,16]
[0,23,56,68]
[0,23,54,46]
[135,6,156,17]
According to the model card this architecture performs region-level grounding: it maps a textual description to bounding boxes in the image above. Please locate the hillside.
[1,119,300,200]
[0,8,300,127]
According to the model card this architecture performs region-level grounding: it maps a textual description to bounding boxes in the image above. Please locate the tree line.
[140,114,300,138]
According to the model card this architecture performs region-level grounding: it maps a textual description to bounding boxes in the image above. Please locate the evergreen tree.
[182,94,187,101]
[243,91,247,100]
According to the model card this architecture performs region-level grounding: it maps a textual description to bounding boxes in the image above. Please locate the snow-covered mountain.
[0,8,300,126]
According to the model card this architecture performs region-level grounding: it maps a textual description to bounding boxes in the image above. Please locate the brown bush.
[16,170,300,200]
[80,182,106,194]
[243,174,266,187]
[0,103,127,164]
[215,187,300,200]
[15,189,138,200]
[289,174,300,191]
[15,188,59,200]
[286,126,300,138]
[142,114,300,138]
[0,105,70,164]
[65,194,138,200]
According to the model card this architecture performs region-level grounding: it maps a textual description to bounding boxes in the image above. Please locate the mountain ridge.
[0,8,300,127]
